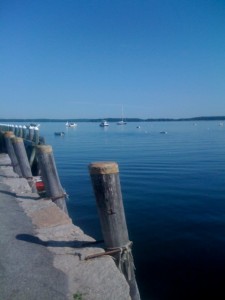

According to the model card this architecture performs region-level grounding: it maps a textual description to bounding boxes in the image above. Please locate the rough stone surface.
[0,153,131,300]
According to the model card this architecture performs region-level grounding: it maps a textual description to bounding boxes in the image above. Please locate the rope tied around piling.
[51,194,66,201]
[108,241,135,281]
[85,241,135,281]
[50,191,69,202]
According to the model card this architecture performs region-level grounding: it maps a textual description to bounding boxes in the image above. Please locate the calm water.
[39,121,225,299]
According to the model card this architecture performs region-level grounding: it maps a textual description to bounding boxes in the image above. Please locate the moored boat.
[117,105,127,125]
[54,132,65,136]
[66,121,77,127]
[117,120,127,125]
[99,120,109,127]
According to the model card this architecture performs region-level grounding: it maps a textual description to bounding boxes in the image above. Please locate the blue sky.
[1,0,225,119]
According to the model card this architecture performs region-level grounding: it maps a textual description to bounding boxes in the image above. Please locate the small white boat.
[66,121,77,127]
[160,131,168,134]
[99,120,109,127]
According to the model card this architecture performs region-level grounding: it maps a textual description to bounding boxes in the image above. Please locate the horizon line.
[0,116,225,122]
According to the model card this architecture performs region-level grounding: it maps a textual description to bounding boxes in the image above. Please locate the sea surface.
[38,121,225,300]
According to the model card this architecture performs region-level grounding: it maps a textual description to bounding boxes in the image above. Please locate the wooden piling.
[33,127,39,144]
[22,126,27,139]
[14,125,19,136]
[29,146,36,167]
[10,125,15,133]
[28,127,34,141]
[4,131,23,177]
[11,137,37,192]
[0,132,5,153]
[89,162,140,300]
[18,125,23,138]
[36,145,68,214]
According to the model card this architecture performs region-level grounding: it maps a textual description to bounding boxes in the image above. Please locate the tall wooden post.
[89,162,140,300]
[36,145,68,214]
[29,126,34,141]
[4,131,23,177]
[0,131,6,153]
[18,125,23,138]
[11,137,37,192]
[33,127,39,144]
[14,125,19,136]
[22,125,27,139]
[29,146,36,168]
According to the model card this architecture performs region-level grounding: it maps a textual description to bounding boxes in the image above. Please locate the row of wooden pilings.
[0,123,41,144]
[0,124,140,300]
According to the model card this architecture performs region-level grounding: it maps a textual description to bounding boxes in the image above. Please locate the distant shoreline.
[0,116,225,123]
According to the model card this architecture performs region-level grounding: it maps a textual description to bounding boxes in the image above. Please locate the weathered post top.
[4,131,15,138]
[89,162,119,175]
[36,145,52,154]
[11,137,23,144]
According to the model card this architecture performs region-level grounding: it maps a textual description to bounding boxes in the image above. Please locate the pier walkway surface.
[0,153,130,300]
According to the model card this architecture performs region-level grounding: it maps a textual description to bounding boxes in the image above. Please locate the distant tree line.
[1,116,225,123]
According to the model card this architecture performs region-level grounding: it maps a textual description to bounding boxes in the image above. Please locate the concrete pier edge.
[0,153,131,300]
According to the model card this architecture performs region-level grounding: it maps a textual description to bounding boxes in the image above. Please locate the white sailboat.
[117,105,127,125]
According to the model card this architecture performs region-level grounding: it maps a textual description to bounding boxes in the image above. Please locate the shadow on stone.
[0,174,18,179]
[0,189,16,197]
[16,234,104,248]
[0,189,42,200]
